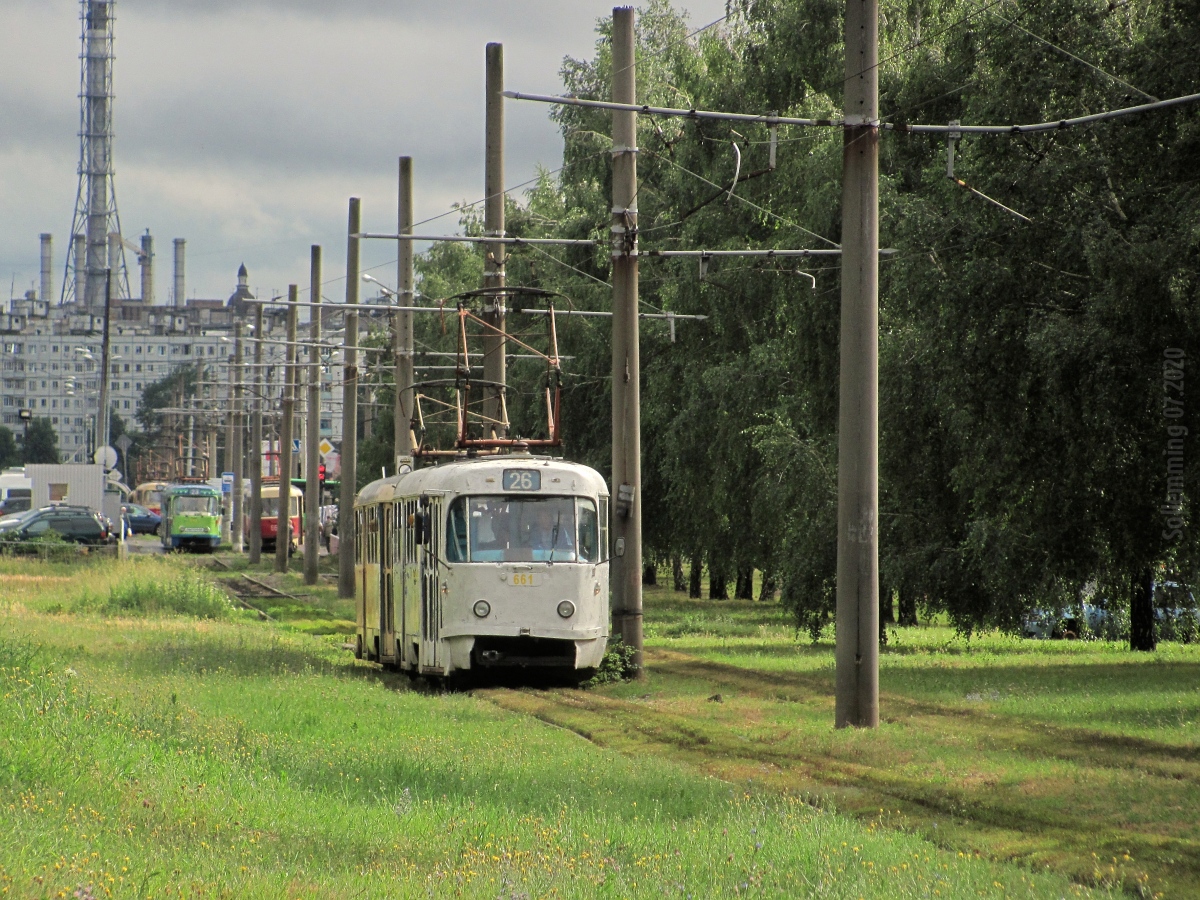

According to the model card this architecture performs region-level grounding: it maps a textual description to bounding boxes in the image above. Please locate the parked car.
[0,495,31,516]
[121,502,162,536]
[0,505,110,546]
[1022,603,1107,639]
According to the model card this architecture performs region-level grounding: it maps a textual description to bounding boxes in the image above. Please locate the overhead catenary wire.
[505,89,1200,135]
[981,5,1157,102]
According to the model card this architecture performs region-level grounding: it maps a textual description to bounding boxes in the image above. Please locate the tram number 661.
[503,469,541,491]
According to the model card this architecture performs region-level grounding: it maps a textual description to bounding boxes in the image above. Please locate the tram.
[249,482,303,555]
[160,482,223,552]
[353,454,610,679]
[130,481,169,515]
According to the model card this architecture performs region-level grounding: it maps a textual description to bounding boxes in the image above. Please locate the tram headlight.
[557,600,576,619]
[472,600,491,618]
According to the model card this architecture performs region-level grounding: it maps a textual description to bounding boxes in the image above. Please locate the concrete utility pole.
[394,157,415,465]
[338,198,361,599]
[248,305,264,564]
[276,285,298,574]
[221,359,233,542]
[232,323,244,552]
[610,6,644,670]
[835,0,881,728]
[482,43,507,437]
[304,246,322,586]
[97,268,113,460]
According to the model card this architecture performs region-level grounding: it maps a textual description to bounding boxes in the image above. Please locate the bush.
[583,637,638,686]
[77,568,233,619]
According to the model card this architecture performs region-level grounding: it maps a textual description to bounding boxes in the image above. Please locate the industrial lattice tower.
[61,0,130,307]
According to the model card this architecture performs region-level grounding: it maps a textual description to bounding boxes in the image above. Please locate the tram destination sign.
[503,469,541,492]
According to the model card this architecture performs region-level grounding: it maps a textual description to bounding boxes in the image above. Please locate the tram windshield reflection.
[446,496,599,563]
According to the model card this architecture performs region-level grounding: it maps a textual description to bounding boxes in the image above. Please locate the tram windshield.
[260,496,301,517]
[172,495,219,516]
[446,496,601,563]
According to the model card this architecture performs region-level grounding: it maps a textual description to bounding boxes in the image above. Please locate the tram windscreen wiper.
[548,511,561,563]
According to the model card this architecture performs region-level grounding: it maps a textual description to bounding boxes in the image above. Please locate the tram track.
[211,572,289,620]
[479,647,1200,896]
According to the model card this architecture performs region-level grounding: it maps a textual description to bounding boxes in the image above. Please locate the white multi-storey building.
[1,265,343,464]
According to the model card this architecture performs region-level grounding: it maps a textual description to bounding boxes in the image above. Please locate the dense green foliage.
[0,426,18,469]
[20,417,59,464]
[354,0,1198,641]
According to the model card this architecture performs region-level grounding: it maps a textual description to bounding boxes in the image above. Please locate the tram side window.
[598,497,609,562]
[578,501,599,563]
[446,498,468,563]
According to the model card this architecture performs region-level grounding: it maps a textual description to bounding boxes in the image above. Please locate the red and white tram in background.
[245,481,304,554]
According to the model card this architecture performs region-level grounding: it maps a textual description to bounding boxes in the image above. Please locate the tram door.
[379,502,396,664]
[419,495,443,672]
[401,498,420,668]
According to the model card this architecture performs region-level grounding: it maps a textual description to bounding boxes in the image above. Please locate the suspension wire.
[982,6,1157,102]
[642,147,841,248]
[507,88,1200,136]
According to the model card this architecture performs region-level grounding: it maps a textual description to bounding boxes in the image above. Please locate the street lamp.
[18,408,32,452]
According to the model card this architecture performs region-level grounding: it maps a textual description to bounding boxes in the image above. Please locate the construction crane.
[108,229,155,303]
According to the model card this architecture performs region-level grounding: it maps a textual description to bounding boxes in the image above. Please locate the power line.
[643,147,841,248]
[982,5,1157,102]
[509,88,1200,136]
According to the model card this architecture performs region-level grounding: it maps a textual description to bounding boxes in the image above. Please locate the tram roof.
[163,482,222,495]
[354,454,608,508]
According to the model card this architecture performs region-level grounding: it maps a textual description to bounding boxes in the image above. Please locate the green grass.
[490,587,1199,897]
[0,556,1106,899]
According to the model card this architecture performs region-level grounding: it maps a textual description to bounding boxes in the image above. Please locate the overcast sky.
[0,0,728,308]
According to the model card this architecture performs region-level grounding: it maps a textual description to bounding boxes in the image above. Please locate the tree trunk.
[734,567,754,600]
[880,588,895,624]
[642,563,657,586]
[709,569,728,600]
[1130,567,1156,652]
[758,572,776,603]
[897,587,918,627]
[688,555,702,599]
[672,554,686,592]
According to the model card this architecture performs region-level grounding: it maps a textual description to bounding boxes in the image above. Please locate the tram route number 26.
[503,469,541,491]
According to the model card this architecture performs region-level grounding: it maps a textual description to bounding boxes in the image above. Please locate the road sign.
[318,438,334,458]
[115,434,132,455]
[292,438,302,453]
[221,472,234,494]
[94,445,118,469]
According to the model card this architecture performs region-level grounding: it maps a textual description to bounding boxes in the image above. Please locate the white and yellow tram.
[353,454,610,678]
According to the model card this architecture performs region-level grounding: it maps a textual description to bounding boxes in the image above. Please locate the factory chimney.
[173,238,185,307]
[140,230,154,304]
[39,234,53,303]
